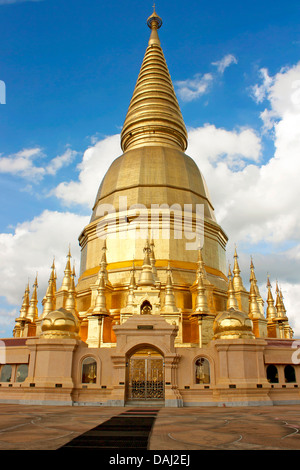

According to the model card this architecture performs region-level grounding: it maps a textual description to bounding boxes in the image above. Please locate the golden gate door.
[127,350,164,400]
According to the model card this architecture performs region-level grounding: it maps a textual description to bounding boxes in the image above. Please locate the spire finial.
[138,238,156,286]
[232,245,245,291]
[227,264,238,310]
[147,5,162,30]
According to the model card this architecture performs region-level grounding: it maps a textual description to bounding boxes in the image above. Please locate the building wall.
[0,335,300,407]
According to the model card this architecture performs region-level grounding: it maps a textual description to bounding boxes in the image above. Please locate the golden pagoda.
[1,9,298,408]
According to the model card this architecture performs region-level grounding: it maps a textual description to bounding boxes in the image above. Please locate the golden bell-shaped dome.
[213,308,255,340]
[41,308,80,339]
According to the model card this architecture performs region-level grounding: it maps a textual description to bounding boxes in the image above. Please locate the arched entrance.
[126,346,164,402]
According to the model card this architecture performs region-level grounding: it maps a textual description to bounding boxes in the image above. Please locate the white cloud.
[53,134,121,207]
[212,54,238,74]
[0,210,89,308]
[188,124,261,170]
[0,147,45,180]
[175,73,214,102]
[175,54,237,102]
[0,146,78,181]
[45,147,78,176]
[251,68,274,104]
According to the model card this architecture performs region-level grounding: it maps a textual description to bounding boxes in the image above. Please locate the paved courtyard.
[0,403,299,450]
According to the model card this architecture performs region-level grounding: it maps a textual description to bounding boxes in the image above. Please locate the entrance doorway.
[126,347,164,401]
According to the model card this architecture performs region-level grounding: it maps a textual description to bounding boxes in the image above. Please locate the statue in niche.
[140,300,152,315]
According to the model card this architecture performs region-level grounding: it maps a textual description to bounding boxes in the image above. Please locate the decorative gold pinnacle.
[163,263,178,312]
[93,268,108,315]
[194,272,210,315]
[232,246,245,291]
[121,8,187,152]
[60,246,72,291]
[138,238,156,286]
[266,275,277,323]
[42,267,56,317]
[249,273,263,320]
[227,265,239,310]
[27,274,39,322]
[19,282,30,319]
[65,263,78,316]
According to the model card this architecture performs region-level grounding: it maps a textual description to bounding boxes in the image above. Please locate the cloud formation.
[0,209,89,307]
[53,134,121,207]
[175,73,214,102]
[175,53,238,102]
[212,54,238,74]
[0,147,78,180]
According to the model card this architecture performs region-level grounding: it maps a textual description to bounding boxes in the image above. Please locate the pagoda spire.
[120,8,188,152]
[163,263,178,312]
[138,238,156,286]
[249,269,262,320]
[14,282,30,337]
[27,274,39,322]
[60,246,72,291]
[42,266,56,317]
[126,261,137,307]
[266,275,277,323]
[232,246,245,291]
[227,265,239,310]
[19,282,30,319]
[250,257,264,315]
[150,238,158,281]
[194,271,210,315]
[275,281,285,318]
[51,257,57,297]
[191,271,210,348]
[65,263,78,316]
[93,269,108,315]
[100,239,108,281]
[196,247,206,281]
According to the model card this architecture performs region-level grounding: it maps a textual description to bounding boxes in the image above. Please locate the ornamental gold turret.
[120,8,188,152]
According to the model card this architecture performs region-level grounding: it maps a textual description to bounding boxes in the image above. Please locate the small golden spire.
[96,239,110,285]
[27,274,39,322]
[266,275,277,323]
[60,246,72,291]
[196,247,206,280]
[93,268,108,315]
[275,285,287,320]
[42,266,56,317]
[163,263,178,311]
[194,272,210,315]
[65,263,78,316]
[249,257,264,315]
[130,261,137,289]
[232,246,245,291]
[227,265,239,310]
[150,238,158,281]
[127,261,137,307]
[51,257,57,295]
[138,238,156,286]
[249,274,262,319]
[19,282,30,319]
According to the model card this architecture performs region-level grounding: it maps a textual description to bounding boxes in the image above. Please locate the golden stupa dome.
[91,146,216,223]
[41,308,80,339]
[213,308,255,340]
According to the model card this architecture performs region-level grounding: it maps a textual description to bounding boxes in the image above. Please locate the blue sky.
[1,0,300,337]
